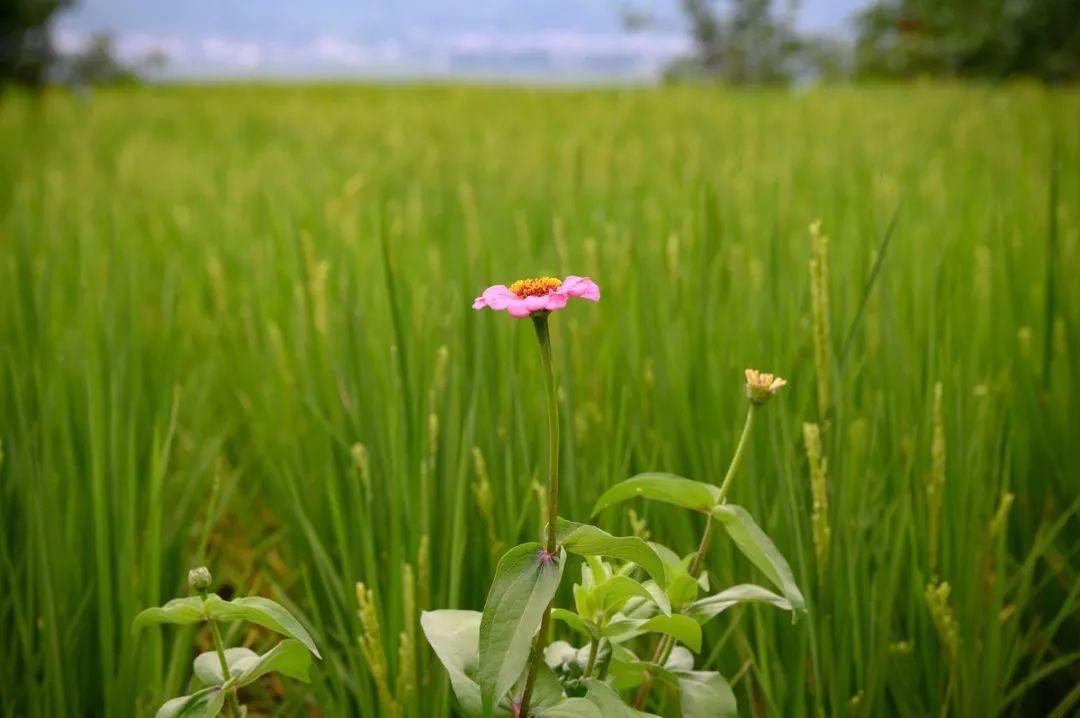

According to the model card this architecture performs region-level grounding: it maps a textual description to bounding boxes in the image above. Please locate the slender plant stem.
[519,312,560,717]
[533,313,560,554]
[634,404,757,710]
[583,637,601,679]
[202,591,244,717]
[715,404,756,506]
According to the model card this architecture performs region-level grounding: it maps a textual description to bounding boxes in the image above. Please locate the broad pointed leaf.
[607,659,681,692]
[203,595,322,658]
[234,639,313,686]
[556,519,666,589]
[639,615,702,652]
[664,646,694,672]
[591,474,720,516]
[583,679,661,717]
[590,575,659,617]
[618,581,671,619]
[603,614,702,652]
[649,543,701,608]
[477,542,566,713]
[535,697,604,717]
[421,609,484,715]
[551,608,599,639]
[133,597,205,632]
[514,661,565,711]
[154,687,224,718]
[686,584,793,624]
[192,647,257,685]
[711,505,806,613]
[677,670,737,718]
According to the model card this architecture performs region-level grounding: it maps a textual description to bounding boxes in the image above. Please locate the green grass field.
[1,83,1078,716]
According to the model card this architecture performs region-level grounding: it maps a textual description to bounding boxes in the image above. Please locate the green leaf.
[649,543,701,608]
[421,609,484,715]
[234,639,313,686]
[711,506,806,613]
[676,670,737,718]
[664,646,694,672]
[551,608,600,640]
[583,679,662,717]
[686,584,793,624]
[640,615,702,652]
[591,474,720,516]
[477,543,566,713]
[604,659,735,717]
[203,595,322,658]
[608,659,680,692]
[133,597,205,632]
[192,647,257,685]
[590,575,659,617]
[516,661,565,711]
[603,614,702,652]
[154,687,225,718]
[535,697,603,717]
[643,581,672,617]
[556,519,667,589]
[606,646,653,690]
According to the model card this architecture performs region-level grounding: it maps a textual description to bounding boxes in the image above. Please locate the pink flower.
[472,275,600,318]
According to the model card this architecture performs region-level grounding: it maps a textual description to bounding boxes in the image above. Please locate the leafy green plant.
[133,567,321,717]
[421,280,804,716]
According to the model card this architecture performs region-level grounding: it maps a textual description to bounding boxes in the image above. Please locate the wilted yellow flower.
[745,368,787,404]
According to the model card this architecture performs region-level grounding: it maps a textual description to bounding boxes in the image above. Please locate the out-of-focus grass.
[0,83,1077,716]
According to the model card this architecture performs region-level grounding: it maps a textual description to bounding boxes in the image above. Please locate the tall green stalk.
[634,404,757,710]
[518,313,560,717]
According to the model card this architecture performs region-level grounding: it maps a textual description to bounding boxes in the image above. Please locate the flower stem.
[532,313,560,554]
[634,404,757,710]
[519,312,560,717]
[201,591,244,717]
[715,403,756,506]
[583,637,601,679]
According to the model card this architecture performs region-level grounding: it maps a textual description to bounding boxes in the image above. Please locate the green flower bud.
[188,566,212,592]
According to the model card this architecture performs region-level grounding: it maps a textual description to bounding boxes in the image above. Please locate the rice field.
[1,83,1078,716]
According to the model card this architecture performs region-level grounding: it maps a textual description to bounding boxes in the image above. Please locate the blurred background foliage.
[1,82,1077,716]
[4,0,1080,89]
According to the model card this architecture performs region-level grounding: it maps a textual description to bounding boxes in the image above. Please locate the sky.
[54,0,867,81]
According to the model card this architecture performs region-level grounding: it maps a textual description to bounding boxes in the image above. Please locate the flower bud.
[745,368,787,405]
[188,566,212,592]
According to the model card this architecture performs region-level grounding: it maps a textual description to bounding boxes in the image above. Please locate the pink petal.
[522,295,550,312]
[558,275,600,301]
[477,285,517,311]
[544,293,568,311]
[506,299,533,318]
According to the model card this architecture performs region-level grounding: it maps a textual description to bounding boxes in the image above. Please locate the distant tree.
[625,0,845,85]
[670,0,803,83]
[60,33,137,86]
[855,0,1080,81]
[0,0,71,88]
[49,32,169,88]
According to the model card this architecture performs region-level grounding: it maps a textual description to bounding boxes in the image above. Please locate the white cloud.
[201,36,261,70]
[312,35,403,67]
[443,30,689,59]
[51,28,690,79]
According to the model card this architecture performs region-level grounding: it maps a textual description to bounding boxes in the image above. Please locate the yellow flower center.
[510,277,562,298]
